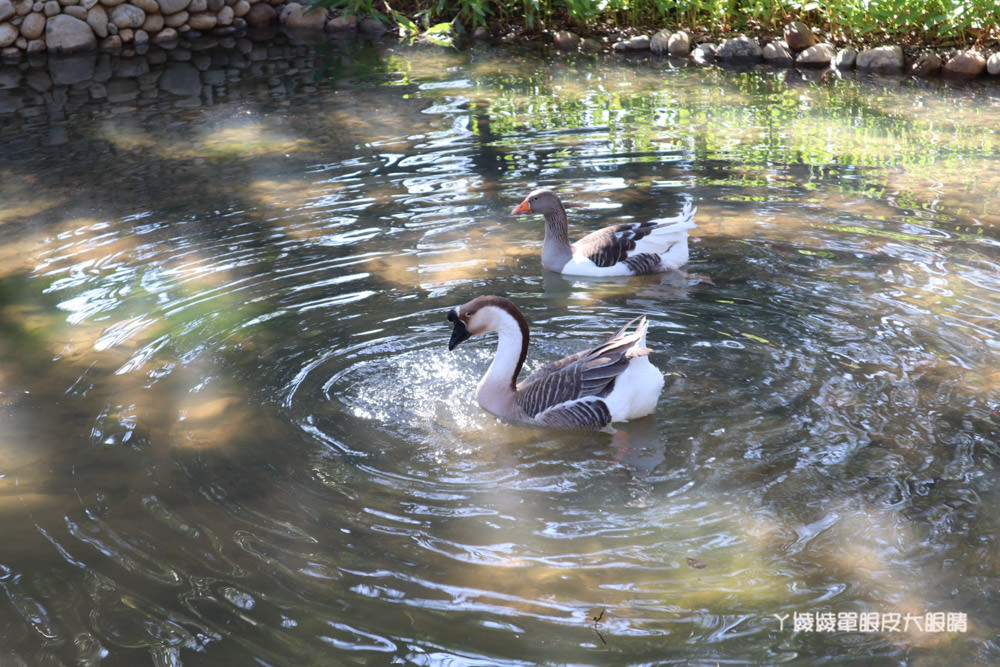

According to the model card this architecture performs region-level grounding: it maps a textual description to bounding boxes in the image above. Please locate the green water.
[0,35,998,665]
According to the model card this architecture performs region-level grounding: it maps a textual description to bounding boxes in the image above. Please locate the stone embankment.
[553,20,1000,78]
[0,0,386,57]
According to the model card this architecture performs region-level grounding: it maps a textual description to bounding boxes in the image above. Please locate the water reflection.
[0,31,998,665]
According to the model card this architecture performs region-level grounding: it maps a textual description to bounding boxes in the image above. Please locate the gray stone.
[43,0,58,15]
[691,42,715,64]
[833,46,857,69]
[717,34,761,62]
[140,11,161,30]
[20,10,44,37]
[156,0,187,14]
[783,20,816,51]
[649,28,668,54]
[159,63,200,94]
[64,5,86,17]
[943,49,986,77]
[326,12,354,30]
[795,42,836,66]
[86,4,106,36]
[358,15,383,34]
[762,39,792,66]
[46,13,96,52]
[856,45,903,71]
[625,34,649,51]
[988,52,1000,76]
[151,25,175,42]
[163,9,186,26]
[188,11,216,29]
[110,3,143,27]
[98,33,120,50]
[243,1,271,25]
[216,5,232,25]
[910,53,941,77]
[0,0,13,20]
[0,21,16,46]
[552,29,578,51]
[667,30,689,56]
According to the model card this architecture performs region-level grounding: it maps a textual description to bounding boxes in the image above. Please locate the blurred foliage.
[309,0,1000,45]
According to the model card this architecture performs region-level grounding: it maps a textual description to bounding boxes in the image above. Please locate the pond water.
[1,33,999,665]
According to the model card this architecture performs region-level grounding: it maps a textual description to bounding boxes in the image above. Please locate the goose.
[446,295,664,429]
[511,188,697,277]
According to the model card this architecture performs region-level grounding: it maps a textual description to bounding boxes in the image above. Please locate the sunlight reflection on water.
[0,36,997,666]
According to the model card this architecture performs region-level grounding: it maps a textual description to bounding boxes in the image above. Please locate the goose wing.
[515,318,651,428]
[574,222,660,268]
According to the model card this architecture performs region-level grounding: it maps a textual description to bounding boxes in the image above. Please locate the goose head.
[511,189,564,217]
[446,296,527,351]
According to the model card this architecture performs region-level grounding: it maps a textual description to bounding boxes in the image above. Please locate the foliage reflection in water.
[0,36,998,665]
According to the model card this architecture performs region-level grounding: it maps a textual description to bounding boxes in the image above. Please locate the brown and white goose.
[511,188,696,277]
[447,295,664,429]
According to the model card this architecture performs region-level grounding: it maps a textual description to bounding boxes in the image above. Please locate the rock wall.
[0,0,348,56]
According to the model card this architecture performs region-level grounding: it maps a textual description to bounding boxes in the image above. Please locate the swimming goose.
[511,188,696,277]
[447,295,664,428]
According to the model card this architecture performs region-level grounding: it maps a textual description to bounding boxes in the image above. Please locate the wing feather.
[514,317,651,426]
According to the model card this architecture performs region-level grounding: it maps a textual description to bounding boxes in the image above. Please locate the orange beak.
[511,198,531,215]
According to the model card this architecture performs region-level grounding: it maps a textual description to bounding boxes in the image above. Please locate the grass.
[309,0,1000,47]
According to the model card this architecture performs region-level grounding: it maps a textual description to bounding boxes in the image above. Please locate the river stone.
[358,15,384,34]
[43,0,58,14]
[156,0,187,14]
[0,21,16,46]
[668,30,690,56]
[46,13,96,51]
[579,37,601,53]
[856,45,903,71]
[130,0,156,11]
[943,49,986,77]
[762,39,792,66]
[783,20,816,51]
[216,5,232,24]
[910,53,941,77]
[988,52,1000,76]
[326,12,354,30]
[188,10,215,29]
[718,34,761,62]
[99,33,120,49]
[552,29,578,51]
[140,10,160,30]
[110,4,144,28]
[796,42,836,66]
[86,4,107,35]
[151,24,174,41]
[20,10,44,37]
[691,42,715,64]
[232,0,248,16]
[0,0,13,20]
[163,9,186,26]
[649,28,668,54]
[65,5,86,17]
[833,46,856,69]
[244,1,271,24]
